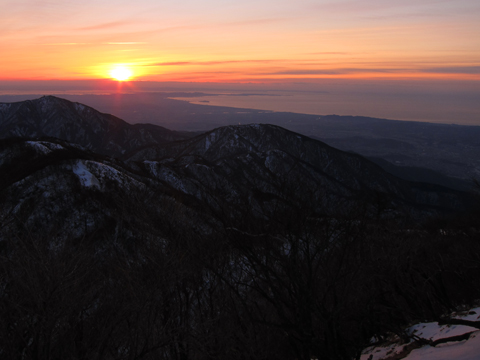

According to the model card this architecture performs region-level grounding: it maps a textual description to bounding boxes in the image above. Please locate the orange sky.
[1,0,479,82]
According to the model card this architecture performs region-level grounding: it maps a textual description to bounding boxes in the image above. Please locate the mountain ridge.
[0,95,192,157]
[0,96,474,230]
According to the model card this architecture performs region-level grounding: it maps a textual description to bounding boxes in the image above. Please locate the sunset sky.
[1,0,479,82]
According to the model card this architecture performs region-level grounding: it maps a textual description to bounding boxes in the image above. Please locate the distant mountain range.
[22,91,476,188]
[0,96,474,241]
[3,92,478,188]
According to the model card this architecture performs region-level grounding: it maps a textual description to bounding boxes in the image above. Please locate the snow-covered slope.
[362,307,480,360]
[0,138,215,242]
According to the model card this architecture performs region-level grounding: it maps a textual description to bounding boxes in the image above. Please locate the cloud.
[147,60,280,67]
[225,17,289,27]
[269,68,407,75]
[308,52,351,55]
[421,66,480,74]
[78,21,133,31]
[309,0,449,15]
[42,41,147,46]
[42,42,90,46]
[105,42,147,45]
[259,65,480,77]
[271,69,344,75]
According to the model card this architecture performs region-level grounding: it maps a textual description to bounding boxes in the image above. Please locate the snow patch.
[86,161,145,190]
[144,160,159,177]
[75,103,85,111]
[361,307,480,360]
[39,96,52,112]
[72,161,100,188]
[25,141,64,155]
[407,321,477,343]
[405,332,480,360]
[205,132,216,150]
[43,142,64,151]
[0,103,11,111]
[159,168,188,193]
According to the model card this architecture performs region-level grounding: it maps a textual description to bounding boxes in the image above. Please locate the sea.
[172,89,480,126]
[1,86,479,126]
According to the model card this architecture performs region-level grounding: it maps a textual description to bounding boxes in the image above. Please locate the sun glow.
[109,65,133,81]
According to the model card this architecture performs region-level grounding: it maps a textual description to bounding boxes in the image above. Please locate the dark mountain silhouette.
[0,96,474,242]
[127,124,472,219]
[0,95,190,157]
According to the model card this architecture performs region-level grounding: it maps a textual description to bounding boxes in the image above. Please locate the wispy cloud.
[149,60,479,77]
[224,17,289,27]
[43,42,90,46]
[78,21,133,31]
[148,60,280,66]
[421,66,480,74]
[270,69,345,75]
[308,52,351,55]
[151,62,192,66]
[309,0,450,15]
[105,42,147,45]
[127,17,288,38]
[269,68,408,75]
[42,41,147,46]
[261,65,480,76]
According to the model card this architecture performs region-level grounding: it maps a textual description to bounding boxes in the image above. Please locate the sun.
[109,65,133,81]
